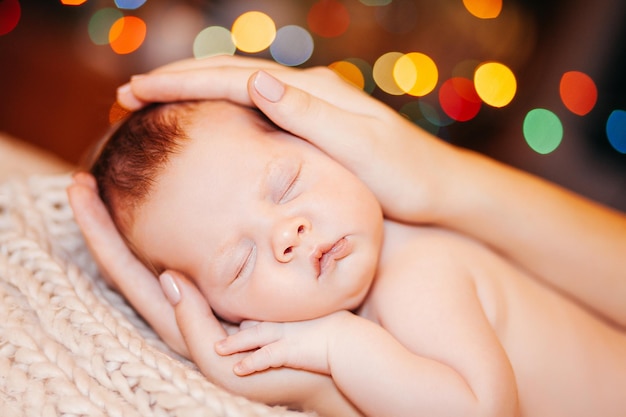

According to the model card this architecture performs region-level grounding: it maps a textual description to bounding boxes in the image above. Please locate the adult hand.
[116,55,456,224]
[68,172,186,354]
[67,173,362,416]
[115,55,626,328]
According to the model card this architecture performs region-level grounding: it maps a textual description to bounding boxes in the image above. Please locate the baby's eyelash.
[280,166,301,203]
[234,247,254,281]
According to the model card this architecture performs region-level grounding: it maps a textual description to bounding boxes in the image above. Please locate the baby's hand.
[216,311,354,377]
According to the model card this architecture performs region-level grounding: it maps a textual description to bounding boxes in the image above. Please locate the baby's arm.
[217,252,518,417]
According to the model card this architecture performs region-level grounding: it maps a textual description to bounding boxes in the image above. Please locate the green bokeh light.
[523,108,563,154]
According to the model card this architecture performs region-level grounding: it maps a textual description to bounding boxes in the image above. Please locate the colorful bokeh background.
[1,0,625,210]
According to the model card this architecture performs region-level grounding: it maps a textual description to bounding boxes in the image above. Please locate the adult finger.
[161,271,229,376]
[248,70,381,170]
[67,173,187,355]
[117,56,285,110]
[117,67,257,110]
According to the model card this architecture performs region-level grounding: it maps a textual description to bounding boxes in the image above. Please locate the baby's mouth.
[313,237,352,278]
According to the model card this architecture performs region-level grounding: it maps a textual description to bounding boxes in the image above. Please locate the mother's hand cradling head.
[67,172,189,355]
[116,55,452,225]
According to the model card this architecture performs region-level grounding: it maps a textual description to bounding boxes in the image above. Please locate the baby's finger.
[215,322,282,356]
[234,343,289,376]
[239,320,260,330]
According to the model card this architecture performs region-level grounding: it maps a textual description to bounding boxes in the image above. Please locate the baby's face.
[129,101,383,323]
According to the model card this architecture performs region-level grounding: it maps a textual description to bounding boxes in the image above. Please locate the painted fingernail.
[159,272,181,306]
[117,83,131,95]
[254,71,285,103]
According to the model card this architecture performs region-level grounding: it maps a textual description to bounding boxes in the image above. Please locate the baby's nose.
[272,217,309,262]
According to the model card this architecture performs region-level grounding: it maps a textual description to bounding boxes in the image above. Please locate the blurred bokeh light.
[193,26,236,59]
[463,0,503,19]
[559,71,597,116]
[523,108,563,154]
[308,0,350,38]
[1,0,625,210]
[474,62,517,108]
[0,0,21,35]
[231,11,276,53]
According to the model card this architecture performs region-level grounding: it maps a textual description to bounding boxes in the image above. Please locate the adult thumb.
[159,271,227,351]
[247,70,365,161]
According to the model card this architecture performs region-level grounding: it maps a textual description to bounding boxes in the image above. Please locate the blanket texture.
[0,173,307,417]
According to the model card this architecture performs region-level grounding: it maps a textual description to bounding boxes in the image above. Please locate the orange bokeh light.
[109,16,147,54]
[109,101,131,125]
[559,71,597,116]
[462,0,502,19]
[329,61,365,89]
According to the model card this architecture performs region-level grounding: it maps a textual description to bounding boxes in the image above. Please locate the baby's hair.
[91,101,199,233]
[90,101,200,274]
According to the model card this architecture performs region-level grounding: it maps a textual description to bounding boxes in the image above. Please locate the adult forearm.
[440,148,626,326]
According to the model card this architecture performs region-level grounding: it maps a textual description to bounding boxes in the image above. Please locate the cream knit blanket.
[0,174,307,417]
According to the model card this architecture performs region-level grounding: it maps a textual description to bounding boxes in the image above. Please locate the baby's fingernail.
[233,362,246,375]
[159,272,181,306]
[253,71,285,103]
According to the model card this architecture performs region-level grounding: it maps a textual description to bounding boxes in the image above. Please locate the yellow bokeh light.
[393,52,438,97]
[231,11,276,53]
[373,52,405,95]
[474,62,517,107]
[462,0,502,19]
[61,0,87,5]
[329,61,365,90]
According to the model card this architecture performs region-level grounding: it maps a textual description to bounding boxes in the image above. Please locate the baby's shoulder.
[379,220,487,272]
[369,221,518,331]
[370,221,505,312]
[365,222,504,343]
[371,222,476,302]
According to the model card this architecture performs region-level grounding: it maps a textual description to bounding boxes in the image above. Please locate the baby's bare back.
[376,223,626,417]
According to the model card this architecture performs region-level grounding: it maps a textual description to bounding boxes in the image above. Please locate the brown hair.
[90,101,199,234]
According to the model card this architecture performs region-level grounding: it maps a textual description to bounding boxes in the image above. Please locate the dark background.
[1,0,624,210]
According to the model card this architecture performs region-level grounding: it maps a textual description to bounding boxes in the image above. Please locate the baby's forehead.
[190,100,269,128]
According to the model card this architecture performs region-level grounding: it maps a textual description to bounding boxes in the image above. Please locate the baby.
[91,99,626,417]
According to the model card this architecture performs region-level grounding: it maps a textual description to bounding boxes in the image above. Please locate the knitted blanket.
[0,173,307,417]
